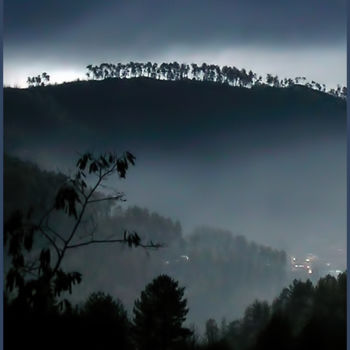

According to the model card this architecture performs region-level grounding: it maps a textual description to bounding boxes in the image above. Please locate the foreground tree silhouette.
[205,319,220,345]
[133,274,192,350]
[80,292,132,350]
[4,151,161,312]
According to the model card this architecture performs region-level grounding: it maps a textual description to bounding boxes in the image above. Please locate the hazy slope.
[4,154,289,326]
[4,78,346,270]
[4,78,345,157]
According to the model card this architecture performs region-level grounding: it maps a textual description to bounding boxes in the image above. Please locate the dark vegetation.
[4,154,289,324]
[5,274,191,350]
[5,73,346,349]
[4,153,346,350]
[4,154,66,220]
[5,75,346,166]
[211,272,346,350]
[5,151,162,310]
[5,258,346,350]
[133,275,192,350]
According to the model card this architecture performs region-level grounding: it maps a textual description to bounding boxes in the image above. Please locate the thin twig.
[67,239,162,249]
[42,225,66,244]
[87,195,125,204]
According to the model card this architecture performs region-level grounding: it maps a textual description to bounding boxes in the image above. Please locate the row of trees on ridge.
[84,61,346,98]
[26,62,346,99]
[27,72,50,87]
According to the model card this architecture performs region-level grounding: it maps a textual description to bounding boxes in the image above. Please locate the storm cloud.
[4,0,346,87]
[5,0,346,48]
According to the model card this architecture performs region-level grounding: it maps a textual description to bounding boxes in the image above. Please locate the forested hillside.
[4,154,289,324]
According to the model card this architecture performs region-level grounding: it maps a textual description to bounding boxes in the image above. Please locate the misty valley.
[4,70,346,350]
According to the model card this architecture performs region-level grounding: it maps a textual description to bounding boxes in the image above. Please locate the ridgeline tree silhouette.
[83,61,347,98]
[132,274,192,350]
[27,72,50,87]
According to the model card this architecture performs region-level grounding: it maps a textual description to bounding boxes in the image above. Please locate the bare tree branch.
[37,226,62,258]
[87,194,125,204]
[66,239,162,249]
[42,225,66,244]
[5,151,160,299]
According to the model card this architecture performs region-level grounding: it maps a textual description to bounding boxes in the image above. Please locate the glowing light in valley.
[164,255,190,265]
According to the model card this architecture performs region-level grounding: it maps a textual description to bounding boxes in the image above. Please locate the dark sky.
[4,0,346,87]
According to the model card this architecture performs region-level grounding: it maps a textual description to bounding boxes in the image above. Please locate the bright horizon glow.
[4,68,87,88]
[4,45,346,89]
